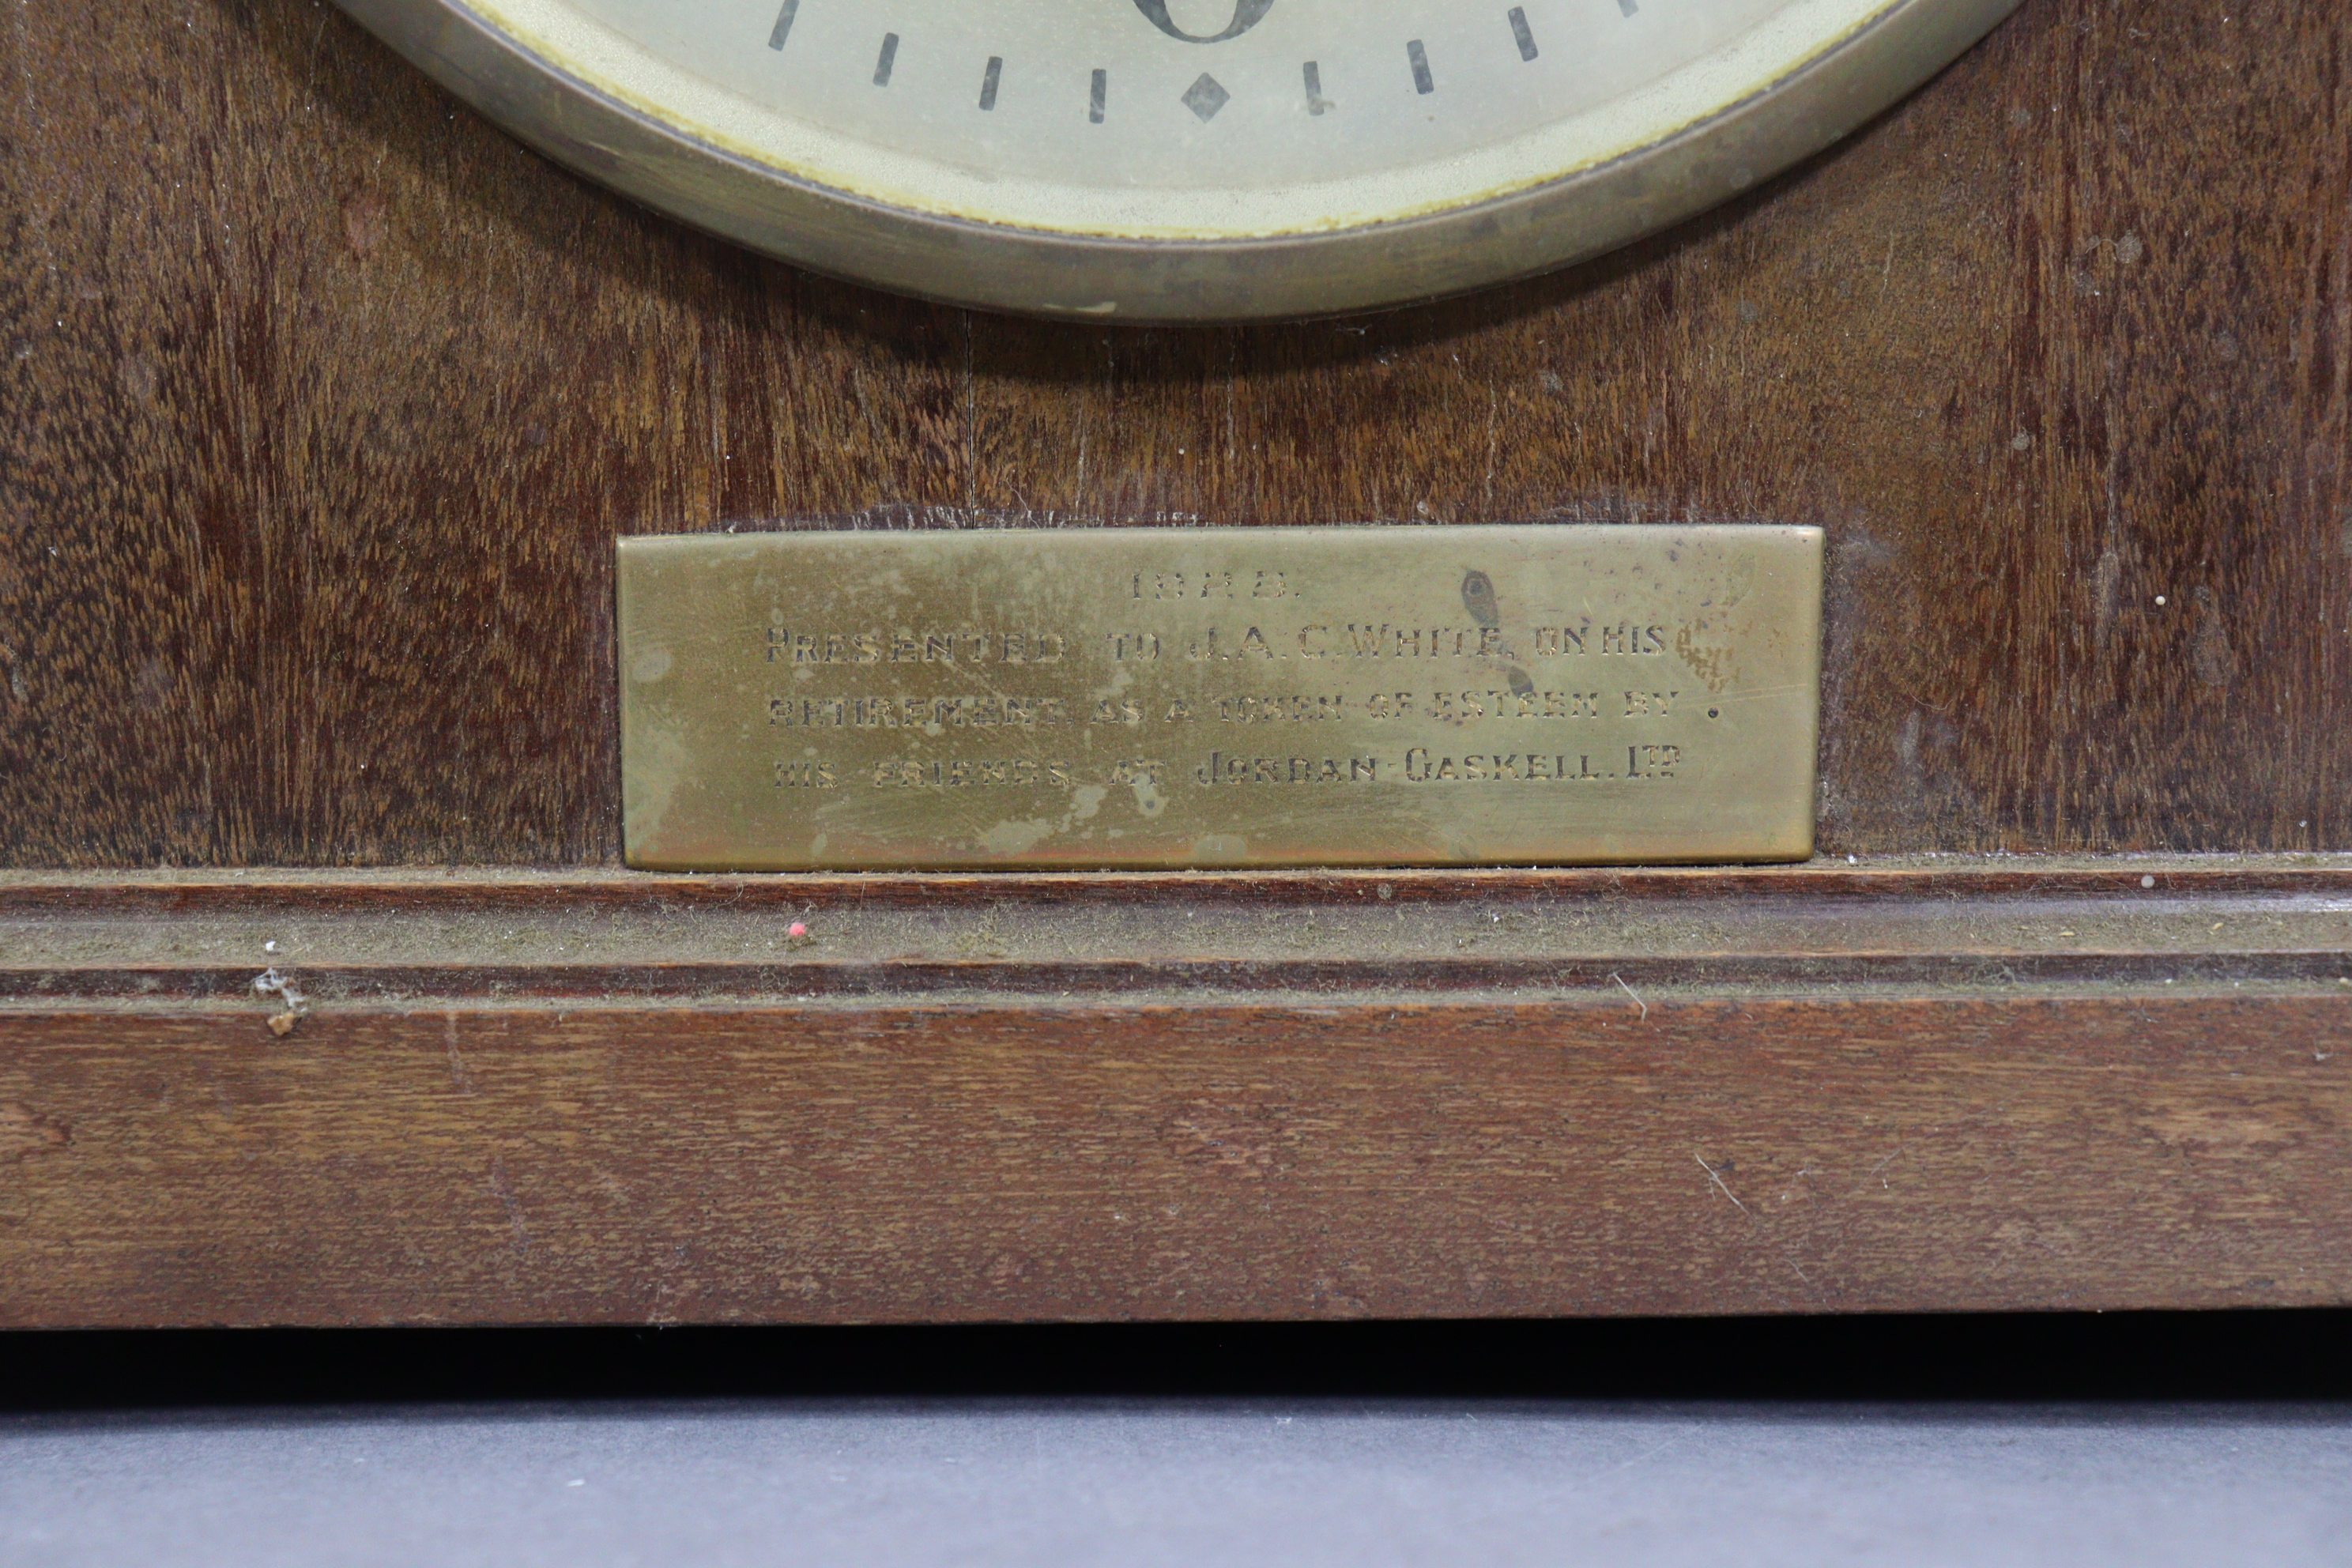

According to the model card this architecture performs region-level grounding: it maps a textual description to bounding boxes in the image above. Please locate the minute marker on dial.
[765,0,797,51]
[380,0,2023,317]
[1509,7,1539,59]
[1302,61,1333,115]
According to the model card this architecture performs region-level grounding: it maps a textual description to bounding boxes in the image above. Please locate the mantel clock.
[1,0,2346,1332]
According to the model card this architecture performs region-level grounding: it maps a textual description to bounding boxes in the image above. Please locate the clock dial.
[337,0,2018,318]
[558,0,1805,218]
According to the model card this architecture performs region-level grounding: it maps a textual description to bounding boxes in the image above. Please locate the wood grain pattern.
[5,993,2347,1327]
[1,864,2345,1326]
[3,2,2347,1325]
[8,861,2352,1001]
[1,0,2346,866]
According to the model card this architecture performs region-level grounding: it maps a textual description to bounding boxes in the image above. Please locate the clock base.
[4,860,2343,1327]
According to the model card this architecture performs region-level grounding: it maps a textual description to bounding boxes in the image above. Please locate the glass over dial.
[338,0,2018,318]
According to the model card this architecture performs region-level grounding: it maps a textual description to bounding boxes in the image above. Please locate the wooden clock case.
[1,0,2346,1327]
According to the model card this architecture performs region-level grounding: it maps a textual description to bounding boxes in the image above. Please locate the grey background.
[6,1400,2349,1567]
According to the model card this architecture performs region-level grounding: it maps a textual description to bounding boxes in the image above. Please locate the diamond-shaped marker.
[1181,73,1230,122]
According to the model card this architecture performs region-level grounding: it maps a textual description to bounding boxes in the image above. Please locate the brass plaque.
[619,525,1822,870]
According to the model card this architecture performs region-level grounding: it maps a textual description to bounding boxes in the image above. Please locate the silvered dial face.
[341,0,2018,316]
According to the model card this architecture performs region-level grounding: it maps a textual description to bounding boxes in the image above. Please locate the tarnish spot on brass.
[978,819,1057,858]
[617,524,1823,870]
[1675,620,1742,693]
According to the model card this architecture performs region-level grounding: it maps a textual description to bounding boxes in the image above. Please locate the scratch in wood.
[443,1010,476,1095]
[1484,383,1498,507]
[1858,1146,1905,1193]
[1225,330,1239,502]
[1694,1153,1746,1213]
[1698,1155,1815,1287]
[1611,971,1649,1022]
[962,311,976,510]
[487,1157,530,1255]
[302,9,330,109]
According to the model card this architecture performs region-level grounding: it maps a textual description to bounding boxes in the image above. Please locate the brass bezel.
[335,0,2018,321]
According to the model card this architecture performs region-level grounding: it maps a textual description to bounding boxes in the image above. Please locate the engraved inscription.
[771,695,1075,728]
[768,627,1068,664]
[619,525,1823,869]
[870,758,1074,788]
[1198,752,1381,785]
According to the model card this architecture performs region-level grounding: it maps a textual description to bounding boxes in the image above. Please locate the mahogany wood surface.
[2,0,2348,1325]
[7,992,2347,1327]
[7,861,2352,1002]
[1,0,2346,865]
[2,863,2347,1326]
